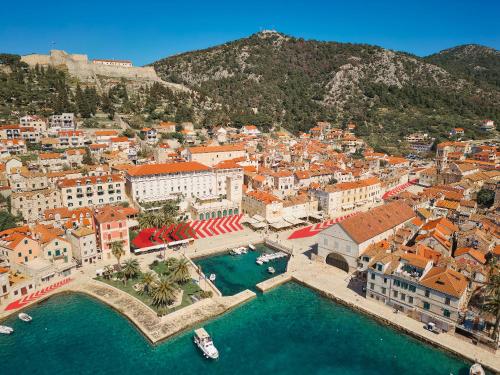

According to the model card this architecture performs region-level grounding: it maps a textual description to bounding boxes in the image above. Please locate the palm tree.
[481,289,500,343]
[150,276,178,307]
[477,257,500,341]
[122,258,140,284]
[138,212,155,239]
[110,241,125,270]
[171,258,191,284]
[140,271,157,295]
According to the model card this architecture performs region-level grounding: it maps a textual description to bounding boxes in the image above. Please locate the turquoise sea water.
[195,244,288,295]
[0,283,471,375]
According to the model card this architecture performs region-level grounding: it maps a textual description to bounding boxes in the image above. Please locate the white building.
[69,227,98,265]
[48,113,75,130]
[125,162,243,218]
[312,177,382,218]
[317,201,415,272]
[58,174,126,208]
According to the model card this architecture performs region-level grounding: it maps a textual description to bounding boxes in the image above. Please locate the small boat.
[0,325,13,335]
[256,259,263,265]
[469,363,485,375]
[268,267,275,274]
[18,313,32,322]
[209,274,216,282]
[230,248,242,256]
[249,244,256,251]
[194,328,219,359]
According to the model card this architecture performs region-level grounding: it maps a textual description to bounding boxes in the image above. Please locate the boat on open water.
[18,313,32,322]
[0,325,13,335]
[194,328,219,359]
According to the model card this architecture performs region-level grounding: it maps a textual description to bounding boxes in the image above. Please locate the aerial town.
[0,97,498,372]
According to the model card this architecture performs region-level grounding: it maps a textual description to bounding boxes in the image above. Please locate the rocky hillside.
[425,44,500,89]
[153,31,500,149]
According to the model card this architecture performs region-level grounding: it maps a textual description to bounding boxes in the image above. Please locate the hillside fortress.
[21,50,160,82]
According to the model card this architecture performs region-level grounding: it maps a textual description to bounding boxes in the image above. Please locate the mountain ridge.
[152,31,499,149]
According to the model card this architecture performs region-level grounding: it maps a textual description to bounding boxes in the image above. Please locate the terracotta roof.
[58,174,123,188]
[400,253,430,269]
[338,202,415,244]
[95,130,119,136]
[454,247,487,264]
[127,162,210,177]
[245,190,281,204]
[40,152,62,160]
[420,267,467,298]
[325,177,380,192]
[188,144,244,154]
[95,206,127,223]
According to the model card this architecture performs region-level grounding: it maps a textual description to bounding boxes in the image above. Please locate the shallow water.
[0,283,471,375]
[195,244,288,295]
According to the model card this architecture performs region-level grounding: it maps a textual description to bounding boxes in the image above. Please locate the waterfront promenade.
[279,253,500,373]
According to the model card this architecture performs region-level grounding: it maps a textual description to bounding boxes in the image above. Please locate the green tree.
[110,241,125,270]
[150,276,178,307]
[122,258,140,284]
[82,147,94,165]
[140,271,157,295]
[477,189,495,208]
[170,258,191,284]
[0,210,18,231]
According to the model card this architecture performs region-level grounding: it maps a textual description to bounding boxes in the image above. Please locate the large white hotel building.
[125,161,243,220]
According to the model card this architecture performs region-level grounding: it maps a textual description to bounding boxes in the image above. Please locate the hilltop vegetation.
[0,53,207,126]
[153,32,500,149]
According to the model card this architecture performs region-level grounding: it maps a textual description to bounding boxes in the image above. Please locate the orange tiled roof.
[127,162,210,177]
[58,174,123,188]
[246,190,281,204]
[188,144,244,154]
[340,201,415,244]
[420,267,467,298]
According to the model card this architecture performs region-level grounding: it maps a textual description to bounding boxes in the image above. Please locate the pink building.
[94,206,130,260]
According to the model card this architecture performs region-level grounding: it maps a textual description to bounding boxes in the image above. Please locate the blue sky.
[1,0,498,66]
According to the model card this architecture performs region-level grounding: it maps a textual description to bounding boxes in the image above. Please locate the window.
[443,309,450,318]
[425,289,430,298]
[393,290,398,298]
[408,296,414,304]
[445,297,450,305]
[376,264,382,272]
[409,285,416,292]
[383,277,387,284]
[370,273,375,280]
[423,302,430,310]
[381,287,386,295]
[401,293,406,301]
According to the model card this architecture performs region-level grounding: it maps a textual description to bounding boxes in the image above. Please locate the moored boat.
[249,244,256,251]
[469,363,485,375]
[18,313,32,322]
[194,328,219,359]
[268,266,275,274]
[209,274,216,282]
[0,325,14,335]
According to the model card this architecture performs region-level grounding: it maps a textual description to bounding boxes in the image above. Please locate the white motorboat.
[209,274,216,282]
[0,325,13,335]
[230,248,242,256]
[256,259,263,265]
[194,328,219,359]
[249,244,256,251]
[240,247,248,254]
[18,313,32,322]
[268,267,275,274]
[469,363,485,375]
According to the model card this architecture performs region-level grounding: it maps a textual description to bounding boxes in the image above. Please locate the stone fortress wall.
[21,50,160,82]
